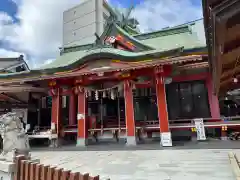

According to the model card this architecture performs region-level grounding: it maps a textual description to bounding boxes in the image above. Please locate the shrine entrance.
[133,87,158,123]
[86,81,126,132]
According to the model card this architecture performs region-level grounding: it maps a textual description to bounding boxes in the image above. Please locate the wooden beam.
[222,46,240,65]
[221,64,240,81]
[226,24,240,42]
[0,93,23,103]
[220,72,240,87]
[178,62,209,70]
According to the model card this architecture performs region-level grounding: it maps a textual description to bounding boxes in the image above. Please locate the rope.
[84,82,124,92]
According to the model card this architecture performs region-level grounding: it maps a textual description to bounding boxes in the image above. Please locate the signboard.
[161,132,172,147]
[194,118,206,141]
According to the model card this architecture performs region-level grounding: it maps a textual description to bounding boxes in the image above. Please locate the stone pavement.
[31,145,235,180]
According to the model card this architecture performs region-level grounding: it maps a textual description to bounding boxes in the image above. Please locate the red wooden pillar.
[51,88,62,136]
[206,74,220,119]
[155,75,172,146]
[206,75,226,139]
[124,80,136,145]
[76,90,88,146]
[69,92,77,126]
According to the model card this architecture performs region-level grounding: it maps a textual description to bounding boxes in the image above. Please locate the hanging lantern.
[103,91,106,98]
[88,90,92,97]
[110,89,115,100]
[132,83,136,90]
[95,91,99,100]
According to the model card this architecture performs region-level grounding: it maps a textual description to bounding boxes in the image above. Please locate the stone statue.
[0,112,30,162]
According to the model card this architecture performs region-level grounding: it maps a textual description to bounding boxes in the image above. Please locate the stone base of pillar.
[221,131,228,140]
[191,132,198,142]
[221,136,228,140]
[76,138,88,147]
[49,138,61,148]
[160,132,173,147]
[191,136,198,142]
[126,136,137,146]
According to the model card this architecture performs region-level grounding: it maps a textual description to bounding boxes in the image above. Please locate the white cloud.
[0,0,203,69]
[132,0,202,32]
[0,48,24,57]
[1,0,81,68]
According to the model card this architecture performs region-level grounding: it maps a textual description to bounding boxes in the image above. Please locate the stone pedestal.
[221,136,228,140]
[0,161,15,180]
[49,133,60,147]
[126,136,137,146]
[76,138,88,147]
[49,138,61,148]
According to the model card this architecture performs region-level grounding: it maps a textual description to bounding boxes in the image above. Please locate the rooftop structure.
[202,0,240,95]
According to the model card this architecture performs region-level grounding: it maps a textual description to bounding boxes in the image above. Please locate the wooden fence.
[14,156,101,180]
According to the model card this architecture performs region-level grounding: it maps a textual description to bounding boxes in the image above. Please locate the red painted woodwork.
[77,91,88,139]
[173,72,208,82]
[206,74,220,119]
[124,80,135,137]
[51,88,62,135]
[89,116,97,129]
[69,92,77,125]
[155,75,170,132]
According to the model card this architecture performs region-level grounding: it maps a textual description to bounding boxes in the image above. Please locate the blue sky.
[0,0,18,20]
[0,0,203,68]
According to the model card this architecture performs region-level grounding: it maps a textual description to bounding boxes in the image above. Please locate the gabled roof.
[35,47,184,71]
[100,22,154,52]
[133,19,206,50]
[0,19,207,82]
[0,55,30,72]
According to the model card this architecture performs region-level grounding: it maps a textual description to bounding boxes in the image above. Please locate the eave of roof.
[0,47,184,79]
[0,54,204,84]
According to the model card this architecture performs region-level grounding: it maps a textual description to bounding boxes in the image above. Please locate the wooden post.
[69,92,77,126]
[76,90,88,146]
[206,74,220,119]
[155,75,172,146]
[206,75,225,139]
[124,80,136,145]
[50,88,62,147]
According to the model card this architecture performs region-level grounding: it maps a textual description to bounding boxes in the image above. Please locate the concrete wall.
[63,0,110,47]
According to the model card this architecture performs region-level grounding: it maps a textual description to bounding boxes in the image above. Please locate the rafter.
[222,46,240,65]
[226,24,240,42]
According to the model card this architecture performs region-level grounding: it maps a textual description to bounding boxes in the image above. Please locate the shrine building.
[0,0,238,147]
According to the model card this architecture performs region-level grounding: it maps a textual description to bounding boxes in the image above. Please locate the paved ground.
[30,140,238,180]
